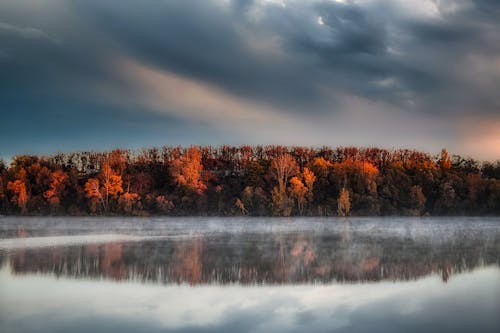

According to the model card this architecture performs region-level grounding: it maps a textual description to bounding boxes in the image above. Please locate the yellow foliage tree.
[290,176,307,215]
[337,187,351,217]
[311,157,332,178]
[302,167,316,206]
[271,154,298,216]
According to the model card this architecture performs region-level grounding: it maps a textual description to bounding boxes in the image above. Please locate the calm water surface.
[0,217,499,333]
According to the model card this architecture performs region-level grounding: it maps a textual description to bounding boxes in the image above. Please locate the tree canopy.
[0,145,499,216]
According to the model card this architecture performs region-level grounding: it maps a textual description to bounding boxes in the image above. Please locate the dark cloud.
[65,0,500,113]
[69,0,327,110]
[0,0,499,158]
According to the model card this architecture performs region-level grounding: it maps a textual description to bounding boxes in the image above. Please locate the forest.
[0,145,499,216]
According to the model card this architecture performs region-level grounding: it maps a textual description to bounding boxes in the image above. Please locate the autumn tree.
[302,167,316,212]
[171,146,207,194]
[118,192,140,215]
[309,157,332,215]
[0,161,6,213]
[43,169,68,213]
[289,176,307,215]
[337,187,351,217]
[439,149,451,170]
[100,162,123,212]
[84,178,102,214]
[6,166,29,214]
[129,171,153,198]
[7,180,28,214]
[288,167,316,215]
[270,154,298,216]
[0,175,4,213]
[155,195,174,214]
[241,186,268,216]
[333,160,379,215]
[0,146,498,216]
[106,149,128,175]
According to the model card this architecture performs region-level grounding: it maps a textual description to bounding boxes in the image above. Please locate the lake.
[0,217,499,333]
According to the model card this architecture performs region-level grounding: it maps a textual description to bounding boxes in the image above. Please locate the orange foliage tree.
[439,148,451,170]
[0,176,4,211]
[0,145,498,216]
[311,157,332,177]
[84,178,102,214]
[43,169,68,212]
[171,147,207,194]
[7,180,28,214]
[100,163,123,210]
[83,162,123,213]
[289,176,307,215]
[302,167,316,209]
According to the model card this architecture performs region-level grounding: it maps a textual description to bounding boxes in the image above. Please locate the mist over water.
[1,217,499,332]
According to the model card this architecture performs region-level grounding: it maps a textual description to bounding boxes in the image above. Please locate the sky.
[1,0,499,160]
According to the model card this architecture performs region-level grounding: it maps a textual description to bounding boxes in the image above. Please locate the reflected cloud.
[0,234,171,250]
[0,265,499,333]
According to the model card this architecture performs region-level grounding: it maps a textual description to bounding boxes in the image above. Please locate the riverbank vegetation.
[1,146,499,216]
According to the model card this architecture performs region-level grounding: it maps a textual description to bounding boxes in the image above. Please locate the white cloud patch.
[1,265,499,332]
[100,58,454,153]
[116,58,287,125]
[0,21,60,43]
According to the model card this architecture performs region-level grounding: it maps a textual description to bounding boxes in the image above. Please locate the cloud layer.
[0,0,499,159]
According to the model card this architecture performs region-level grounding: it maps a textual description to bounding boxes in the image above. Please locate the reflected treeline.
[2,228,499,285]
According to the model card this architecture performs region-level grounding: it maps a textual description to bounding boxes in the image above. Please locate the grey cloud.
[0,0,499,157]
[0,21,60,43]
[68,0,327,112]
[3,0,499,115]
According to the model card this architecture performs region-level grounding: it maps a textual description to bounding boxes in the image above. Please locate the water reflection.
[2,225,498,285]
[1,218,500,333]
[0,266,498,333]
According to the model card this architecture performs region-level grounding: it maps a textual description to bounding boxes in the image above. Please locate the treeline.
[0,145,499,216]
